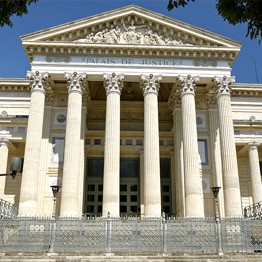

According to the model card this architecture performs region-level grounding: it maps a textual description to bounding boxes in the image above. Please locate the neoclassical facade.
[0,5,261,218]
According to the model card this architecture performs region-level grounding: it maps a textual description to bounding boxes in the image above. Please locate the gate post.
[106,212,112,253]
[162,212,167,253]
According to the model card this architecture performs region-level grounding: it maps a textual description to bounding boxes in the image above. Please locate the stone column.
[78,92,90,215]
[37,103,52,215]
[19,71,49,216]
[247,142,262,204]
[213,76,242,217]
[60,72,87,217]
[177,75,204,217]
[102,73,124,217]
[0,141,9,198]
[207,95,225,218]
[168,95,185,217]
[140,74,162,217]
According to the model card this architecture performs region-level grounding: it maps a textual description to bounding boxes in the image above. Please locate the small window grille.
[136,139,143,145]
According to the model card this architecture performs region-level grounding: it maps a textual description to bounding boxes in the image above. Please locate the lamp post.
[49,185,61,253]
[211,186,223,255]
[0,157,22,179]
[50,185,61,219]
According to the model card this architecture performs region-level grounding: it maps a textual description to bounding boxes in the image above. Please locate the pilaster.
[140,74,162,217]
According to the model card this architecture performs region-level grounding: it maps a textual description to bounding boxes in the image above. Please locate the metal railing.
[244,201,262,219]
[0,215,261,254]
[0,198,17,218]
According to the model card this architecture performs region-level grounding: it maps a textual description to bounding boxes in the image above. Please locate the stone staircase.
[0,253,261,262]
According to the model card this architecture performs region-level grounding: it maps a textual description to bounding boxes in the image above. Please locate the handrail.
[244,201,262,219]
[0,198,17,218]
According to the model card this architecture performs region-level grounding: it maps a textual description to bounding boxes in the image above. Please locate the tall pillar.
[102,73,124,217]
[177,75,204,217]
[207,95,225,218]
[168,95,185,217]
[60,72,87,217]
[247,142,262,204]
[140,74,162,217]
[19,71,49,216]
[213,76,242,217]
[37,104,52,215]
[78,93,89,215]
[0,141,9,198]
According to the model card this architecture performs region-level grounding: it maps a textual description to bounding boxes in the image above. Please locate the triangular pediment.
[21,5,241,63]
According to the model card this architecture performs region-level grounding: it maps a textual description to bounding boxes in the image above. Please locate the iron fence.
[244,201,262,219]
[0,198,17,218]
[0,215,261,254]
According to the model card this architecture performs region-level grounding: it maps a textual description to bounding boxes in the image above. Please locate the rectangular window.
[52,137,65,164]
[160,158,171,178]
[198,139,208,165]
[120,158,139,177]
[87,158,104,177]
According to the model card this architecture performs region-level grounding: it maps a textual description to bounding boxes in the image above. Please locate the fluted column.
[60,72,87,217]
[0,141,9,198]
[102,73,124,217]
[177,75,204,217]
[140,74,162,217]
[207,99,225,218]
[168,94,185,217]
[247,142,262,204]
[78,92,89,215]
[19,71,49,216]
[213,76,242,217]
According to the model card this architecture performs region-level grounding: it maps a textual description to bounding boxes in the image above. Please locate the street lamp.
[50,185,61,219]
[211,186,223,256]
[0,157,22,179]
[49,185,61,253]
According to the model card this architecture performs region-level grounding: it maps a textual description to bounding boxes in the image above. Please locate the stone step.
[0,254,262,262]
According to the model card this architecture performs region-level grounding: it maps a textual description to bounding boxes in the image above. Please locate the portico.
[0,5,261,219]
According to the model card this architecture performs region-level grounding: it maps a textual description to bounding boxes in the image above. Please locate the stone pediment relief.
[74,19,192,46]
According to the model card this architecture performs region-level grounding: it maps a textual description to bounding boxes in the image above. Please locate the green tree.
[0,0,38,27]
[168,0,262,42]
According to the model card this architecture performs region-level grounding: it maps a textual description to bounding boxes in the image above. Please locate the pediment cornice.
[21,5,241,64]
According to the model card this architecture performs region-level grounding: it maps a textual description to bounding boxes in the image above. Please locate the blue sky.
[0,0,261,84]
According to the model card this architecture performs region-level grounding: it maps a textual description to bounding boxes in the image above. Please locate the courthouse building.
[0,5,261,218]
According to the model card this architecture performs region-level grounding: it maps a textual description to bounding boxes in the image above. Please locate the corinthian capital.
[139,74,162,96]
[177,75,199,96]
[213,76,235,97]
[103,73,124,95]
[28,71,50,94]
[65,72,87,94]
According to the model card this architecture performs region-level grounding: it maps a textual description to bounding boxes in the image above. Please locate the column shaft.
[178,75,204,217]
[19,71,49,216]
[248,143,262,204]
[60,72,86,217]
[208,108,225,218]
[140,74,162,217]
[214,76,242,217]
[174,108,185,217]
[102,73,123,217]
